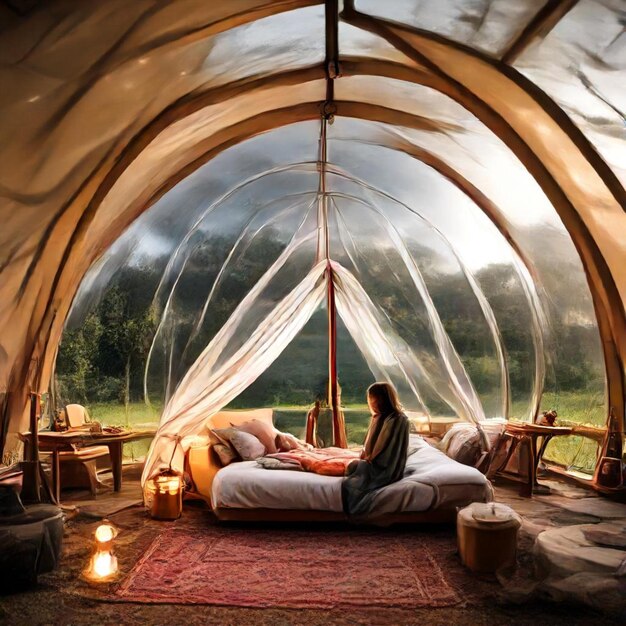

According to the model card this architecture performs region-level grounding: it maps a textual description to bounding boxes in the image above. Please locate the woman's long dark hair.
[367,382,403,416]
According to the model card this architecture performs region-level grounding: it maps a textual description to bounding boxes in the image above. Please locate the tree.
[97,287,157,423]
[55,313,102,404]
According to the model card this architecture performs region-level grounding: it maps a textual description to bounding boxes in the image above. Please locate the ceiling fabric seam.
[341,2,626,432]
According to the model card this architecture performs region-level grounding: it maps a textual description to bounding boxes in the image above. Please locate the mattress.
[211,435,493,516]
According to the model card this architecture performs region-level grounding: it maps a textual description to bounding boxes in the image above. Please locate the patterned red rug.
[116,525,462,609]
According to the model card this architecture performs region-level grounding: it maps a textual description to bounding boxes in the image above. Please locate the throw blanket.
[342,411,409,517]
[264,447,360,477]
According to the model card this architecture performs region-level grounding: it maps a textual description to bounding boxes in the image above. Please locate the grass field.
[513,390,606,474]
[87,390,607,474]
[86,402,374,460]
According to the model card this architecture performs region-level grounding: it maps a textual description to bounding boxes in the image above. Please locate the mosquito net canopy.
[0,1,624,485]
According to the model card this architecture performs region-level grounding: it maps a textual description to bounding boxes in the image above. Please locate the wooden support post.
[327,263,347,448]
[20,393,42,504]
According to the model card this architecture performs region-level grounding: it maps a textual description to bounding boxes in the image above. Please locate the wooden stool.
[457,503,521,573]
[488,423,572,497]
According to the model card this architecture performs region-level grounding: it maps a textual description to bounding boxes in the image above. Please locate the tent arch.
[34,89,618,440]
[33,97,535,403]
[343,4,626,425]
[2,10,622,456]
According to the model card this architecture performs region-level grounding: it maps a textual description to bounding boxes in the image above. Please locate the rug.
[116,525,462,609]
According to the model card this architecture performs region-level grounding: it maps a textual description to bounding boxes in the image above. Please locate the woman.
[342,382,409,517]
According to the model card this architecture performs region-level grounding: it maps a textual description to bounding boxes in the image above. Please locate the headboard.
[188,408,274,505]
[206,408,274,430]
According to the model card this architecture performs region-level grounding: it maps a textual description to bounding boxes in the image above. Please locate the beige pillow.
[212,442,239,466]
[440,425,482,467]
[233,419,278,454]
[206,429,240,466]
[214,427,266,460]
[275,431,312,452]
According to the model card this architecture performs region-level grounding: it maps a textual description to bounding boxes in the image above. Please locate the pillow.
[275,432,313,452]
[214,427,266,461]
[232,419,278,454]
[439,424,482,467]
[212,442,239,466]
[205,429,240,466]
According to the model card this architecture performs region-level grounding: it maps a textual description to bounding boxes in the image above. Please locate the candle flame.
[91,551,118,579]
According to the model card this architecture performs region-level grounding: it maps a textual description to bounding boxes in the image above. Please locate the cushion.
[212,442,239,467]
[214,427,266,461]
[275,431,313,452]
[233,419,279,454]
[207,428,244,466]
[439,424,482,467]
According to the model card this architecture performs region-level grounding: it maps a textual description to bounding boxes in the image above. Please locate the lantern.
[148,470,184,520]
[84,522,118,581]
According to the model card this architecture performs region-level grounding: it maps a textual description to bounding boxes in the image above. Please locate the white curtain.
[141,260,327,484]
[333,262,486,424]
[332,262,488,448]
[142,259,491,485]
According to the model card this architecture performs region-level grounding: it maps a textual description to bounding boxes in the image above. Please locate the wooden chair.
[45,405,111,496]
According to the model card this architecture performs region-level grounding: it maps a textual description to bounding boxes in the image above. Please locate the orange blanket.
[267,447,360,476]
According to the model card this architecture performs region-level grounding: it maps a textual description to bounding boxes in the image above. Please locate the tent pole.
[319,116,346,447]
[326,260,346,447]
[320,0,346,447]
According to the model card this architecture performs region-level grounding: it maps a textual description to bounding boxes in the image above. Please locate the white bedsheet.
[211,435,493,515]
[368,435,493,516]
[212,461,343,511]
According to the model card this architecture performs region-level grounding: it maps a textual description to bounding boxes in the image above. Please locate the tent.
[0,1,624,490]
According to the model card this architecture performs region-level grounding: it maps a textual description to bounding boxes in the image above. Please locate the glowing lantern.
[84,522,118,581]
[148,470,184,520]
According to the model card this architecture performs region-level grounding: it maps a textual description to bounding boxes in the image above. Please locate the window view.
[56,116,606,475]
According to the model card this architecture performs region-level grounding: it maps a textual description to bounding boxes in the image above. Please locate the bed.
[186,409,494,524]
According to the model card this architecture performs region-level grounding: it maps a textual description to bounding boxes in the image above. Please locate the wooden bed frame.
[186,409,460,525]
[212,507,458,525]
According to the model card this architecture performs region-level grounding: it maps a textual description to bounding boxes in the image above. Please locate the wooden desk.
[20,429,155,503]
[491,423,572,497]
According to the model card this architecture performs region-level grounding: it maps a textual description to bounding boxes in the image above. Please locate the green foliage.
[57,265,158,405]
[56,313,102,404]
[56,238,605,432]
[464,356,500,393]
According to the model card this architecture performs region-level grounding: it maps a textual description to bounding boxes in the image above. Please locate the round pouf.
[533,523,626,616]
[457,502,522,573]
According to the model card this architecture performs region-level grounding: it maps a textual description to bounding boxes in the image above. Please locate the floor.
[1,465,625,626]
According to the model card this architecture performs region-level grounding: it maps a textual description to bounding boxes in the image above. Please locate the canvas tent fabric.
[0,1,624,484]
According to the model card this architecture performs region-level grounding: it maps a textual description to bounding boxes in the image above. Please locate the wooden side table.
[489,423,572,497]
